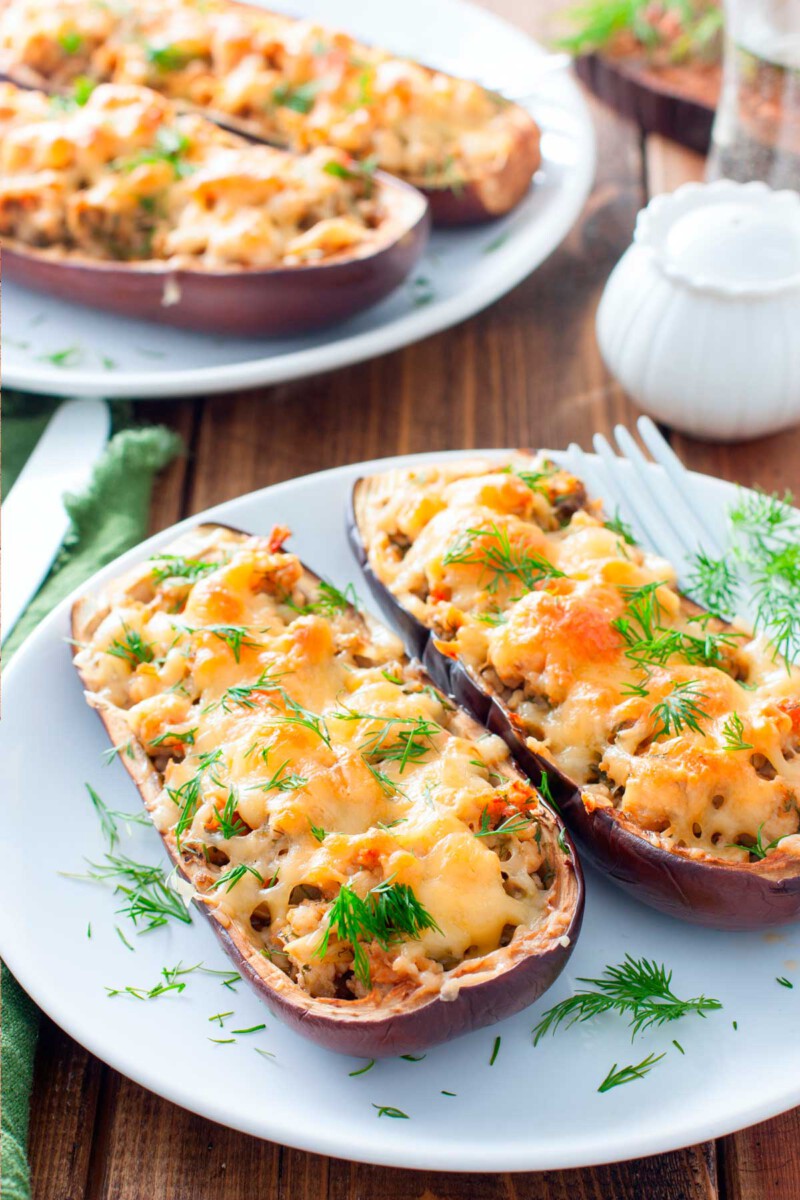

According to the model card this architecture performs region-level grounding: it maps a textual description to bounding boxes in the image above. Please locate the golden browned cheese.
[74,528,554,1001]
[0,80,383,265]
[358,457,800,864]
[0,0,527,188]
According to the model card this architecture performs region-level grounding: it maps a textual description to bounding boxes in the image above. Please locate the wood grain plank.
[278,1141,716,1200]
[28,1019,103,1200]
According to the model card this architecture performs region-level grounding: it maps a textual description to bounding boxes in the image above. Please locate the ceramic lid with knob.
[597,180,800,442]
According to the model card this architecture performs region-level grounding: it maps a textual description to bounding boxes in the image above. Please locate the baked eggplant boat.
[72,523,582,1057]
[0,81,428,333]
[0,0,541,224]
[351,456,800,930]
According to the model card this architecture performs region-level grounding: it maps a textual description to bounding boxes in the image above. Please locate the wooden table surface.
[26,2,800,1196]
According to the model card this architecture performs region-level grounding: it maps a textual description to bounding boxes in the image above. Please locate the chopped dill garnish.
[720,712,754,753]
[216,669,289,713]
[210,864,264,893]
[250,759,308,794]
[728,821,790,860]
[85,783,149,849]
[443,523,564,594]
[489,1036,501,1066]
[597,1052,665,1093]
[314,880,441,989]
[650,680,709,740]
[372,1104,409,1119]
[150,554,218,585]
[106,624,154,667]
[309,821,327,843]
[150,727,197,747]
[604,510,637,546]
[186,624,261,663]
[73,853,192,932]
[287,579,359,618]
[688,551,740,618]
[349,1059,376,1077]
[532,955,722,1044]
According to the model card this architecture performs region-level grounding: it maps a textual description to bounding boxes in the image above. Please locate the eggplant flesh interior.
[72,523,582,1056]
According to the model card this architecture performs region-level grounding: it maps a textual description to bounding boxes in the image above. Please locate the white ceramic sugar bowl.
[597,180,800,441]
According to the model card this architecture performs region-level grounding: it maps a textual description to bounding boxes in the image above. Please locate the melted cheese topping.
[0,0,530,186]
[0,81,384,266]
[359,457,800,865]
[75,528,555,1002]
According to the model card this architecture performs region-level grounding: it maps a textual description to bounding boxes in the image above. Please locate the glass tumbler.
[707,0,800,189]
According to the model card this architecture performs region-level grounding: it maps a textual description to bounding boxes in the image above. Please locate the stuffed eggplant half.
[0,0,541,225]
[351,457,800,930]
[72,524,582,1057]
[0,81,428,333]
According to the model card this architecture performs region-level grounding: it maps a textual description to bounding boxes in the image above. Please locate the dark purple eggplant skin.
[73,521,584,1059]
[219,896,583,1060]
[3,175,429,336]
[574,53,715,156]
[348,476,800,931]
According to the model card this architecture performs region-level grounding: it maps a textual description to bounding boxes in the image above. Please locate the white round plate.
[2,0,595,399]
[3,451,796,1173]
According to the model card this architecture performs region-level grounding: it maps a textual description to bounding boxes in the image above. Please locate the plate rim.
[2,0,596,400]
[3,447,800,1172]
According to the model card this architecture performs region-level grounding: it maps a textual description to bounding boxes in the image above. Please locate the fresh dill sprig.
[150,554,219,585]
[612,582,739,671]
[532,955,722,1045]
[150,727,197,748]
[214,668,289,713]
[250,759,308,794]
[687,551,740,618]
[604,510,637,546]
[335,711,440,774]
[85,783,149,849]
[186,624,262,663]
[210,864,264,893]
[74,853,192,932]
[167,748,224,848]
[314,880,441,989]
[502,461,559,497]
[213,789,248,839]
[728,820,790,860]
[443,523,564,594]
[349,1059,376,1077]
[308,821,327,843]
[474,806,538,839]
[651,680,709,740]
[728,489,800,666]
[287,579,359,618]
[597,1052,665,1093]
[372,1104,409,1119]
[720,712,754,753]
[106,624,154,667]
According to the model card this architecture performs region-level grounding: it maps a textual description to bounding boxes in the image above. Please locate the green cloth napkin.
[1,394,182,1200]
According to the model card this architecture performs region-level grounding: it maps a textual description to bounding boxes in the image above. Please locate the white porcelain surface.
[3,451,800,1172]
[2,0,595,399]
[597,181,800,441]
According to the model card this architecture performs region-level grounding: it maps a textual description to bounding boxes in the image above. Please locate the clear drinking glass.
[707,0,800,189]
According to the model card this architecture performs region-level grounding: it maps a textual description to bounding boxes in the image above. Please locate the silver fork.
[564,416,727,590]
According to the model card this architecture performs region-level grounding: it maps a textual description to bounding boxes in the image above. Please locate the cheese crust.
[357,456,800,865]
[0,80,385,267]
[73,525,569,1007]
[0,0,538,196]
